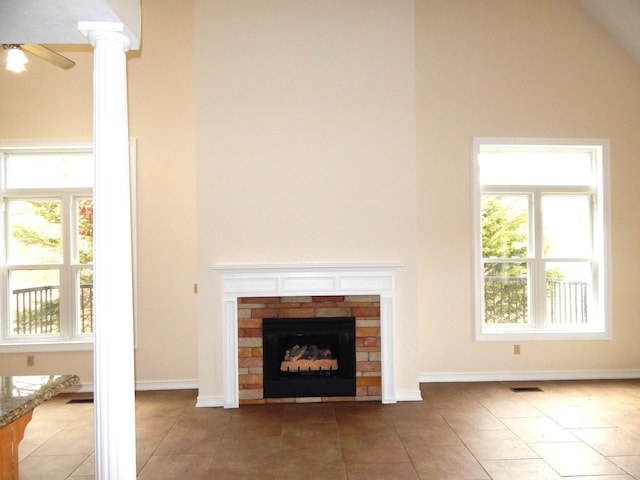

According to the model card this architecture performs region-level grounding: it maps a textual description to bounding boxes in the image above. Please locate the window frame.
[0,139,137,352]
[472,138,611,341]
[4,190,93,342]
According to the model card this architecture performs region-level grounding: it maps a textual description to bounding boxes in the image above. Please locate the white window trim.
[472,137,611,341]
[0,139,138,352]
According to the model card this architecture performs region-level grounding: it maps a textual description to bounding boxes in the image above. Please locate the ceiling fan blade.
[22,44,75,70]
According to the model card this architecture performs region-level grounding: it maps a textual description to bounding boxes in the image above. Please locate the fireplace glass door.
[262,317,356,398]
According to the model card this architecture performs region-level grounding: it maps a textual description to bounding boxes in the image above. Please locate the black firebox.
[262,317,356,398]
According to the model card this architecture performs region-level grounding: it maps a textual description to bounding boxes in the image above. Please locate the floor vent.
[510,387,543,392]
[66,398,94,404]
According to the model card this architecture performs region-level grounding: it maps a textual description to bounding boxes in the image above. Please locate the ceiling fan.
[2,44,75,72]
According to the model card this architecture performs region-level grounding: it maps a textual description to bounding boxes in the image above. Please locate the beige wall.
[127,0,197,386]
[0,42,94,381]
[194,0,419,399]
[1,0,639,393]
[416,0,640,377]
[0,0,198,388]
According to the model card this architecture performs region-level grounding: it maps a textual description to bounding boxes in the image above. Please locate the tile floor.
[17,379,640,479]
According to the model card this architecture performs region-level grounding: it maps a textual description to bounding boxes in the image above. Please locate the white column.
[86,29,137,479]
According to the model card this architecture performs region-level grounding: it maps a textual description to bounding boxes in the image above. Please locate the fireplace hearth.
[262,317,356,398]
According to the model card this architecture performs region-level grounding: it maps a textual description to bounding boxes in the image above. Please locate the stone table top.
[0,375,80,428]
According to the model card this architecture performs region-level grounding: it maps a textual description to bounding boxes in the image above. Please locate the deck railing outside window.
[484,276,588,325]
[547,278,589,324]
[11,279,587,335]
[12,284,94,335]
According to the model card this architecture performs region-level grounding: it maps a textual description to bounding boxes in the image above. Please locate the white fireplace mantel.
[206,263,401,408]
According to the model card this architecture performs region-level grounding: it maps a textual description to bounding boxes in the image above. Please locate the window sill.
[0,341,93,354]
[477,328,611,342]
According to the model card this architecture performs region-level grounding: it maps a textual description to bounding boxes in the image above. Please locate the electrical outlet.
[27,355,34,366]
[513,344,521,355]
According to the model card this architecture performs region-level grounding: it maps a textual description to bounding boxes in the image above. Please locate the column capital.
[78,21,133,51]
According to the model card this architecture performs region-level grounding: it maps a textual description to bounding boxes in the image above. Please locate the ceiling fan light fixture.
[4,45,29,73]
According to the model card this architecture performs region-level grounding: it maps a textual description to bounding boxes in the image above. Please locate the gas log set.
[281,344,339,373]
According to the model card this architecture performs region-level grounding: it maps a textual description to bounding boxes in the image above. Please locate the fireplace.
[262,316,356,398]
[238,296,379,404]
[202,263,401,408]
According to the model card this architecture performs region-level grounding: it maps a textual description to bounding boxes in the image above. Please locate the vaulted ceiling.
[579,0,640,65]
[0,1,637,64]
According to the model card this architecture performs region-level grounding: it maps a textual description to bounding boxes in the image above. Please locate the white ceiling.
[0,0,140,47]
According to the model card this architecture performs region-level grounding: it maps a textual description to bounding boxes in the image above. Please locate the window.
[1,142,94,348]
[473,139,609,340]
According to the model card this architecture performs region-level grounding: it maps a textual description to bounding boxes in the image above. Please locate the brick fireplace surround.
[204,264,400,409]
[238,295,381,405]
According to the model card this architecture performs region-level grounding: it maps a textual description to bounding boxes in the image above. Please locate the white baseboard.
[195,396,225,408]
[419,370,640,383]
[395,389,424,402]
[75,372,639,405]
[71,380,423,407]
[69,379,199,394]
[135,379,199,391]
